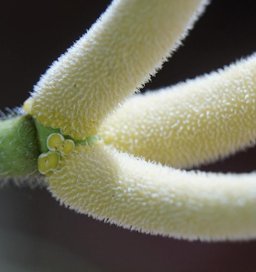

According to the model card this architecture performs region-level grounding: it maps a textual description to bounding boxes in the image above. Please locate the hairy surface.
[100,54,256,168]
[29,0,208,139]
[0,115,39,177]
[2,0,256,241]
[49,144,256,241]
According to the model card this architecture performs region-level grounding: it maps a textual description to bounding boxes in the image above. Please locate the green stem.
[0,115,40,177]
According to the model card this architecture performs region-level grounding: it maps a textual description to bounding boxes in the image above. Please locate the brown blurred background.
[0,0,256,271]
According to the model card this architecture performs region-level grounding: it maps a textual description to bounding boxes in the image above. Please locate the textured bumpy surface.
[49,144,256,241]
[100,54,256,168]
[28,0,208,139]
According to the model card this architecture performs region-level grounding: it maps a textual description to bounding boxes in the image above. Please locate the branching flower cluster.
[0,0,256,241]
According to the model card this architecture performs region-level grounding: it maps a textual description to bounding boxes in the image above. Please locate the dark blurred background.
[0,1,256,271]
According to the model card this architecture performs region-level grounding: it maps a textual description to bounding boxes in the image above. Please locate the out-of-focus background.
[0,0,256,271]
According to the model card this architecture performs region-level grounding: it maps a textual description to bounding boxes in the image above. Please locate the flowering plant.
[1,0,256,241]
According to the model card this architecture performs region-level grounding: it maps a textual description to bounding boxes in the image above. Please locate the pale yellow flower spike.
[100,54,256,168]
[27,0,209,139]
[20,0,256,241]
[49,144,256,241]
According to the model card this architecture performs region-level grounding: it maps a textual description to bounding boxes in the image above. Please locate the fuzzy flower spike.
[1,0,256,241]
[100,54,256,168]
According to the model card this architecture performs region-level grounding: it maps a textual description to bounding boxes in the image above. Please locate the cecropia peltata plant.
[1,0,256,241]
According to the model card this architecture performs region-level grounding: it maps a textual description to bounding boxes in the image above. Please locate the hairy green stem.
[0,115,40,177]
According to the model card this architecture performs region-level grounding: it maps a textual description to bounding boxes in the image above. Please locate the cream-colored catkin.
[29,0,208,139]
[49,144,256,241]
[100,54,256,168]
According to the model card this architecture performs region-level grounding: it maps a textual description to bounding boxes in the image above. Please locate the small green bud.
[86,135,101,145]
[47,133,65,151]
[38,151,59,175]
[62,139,75,155]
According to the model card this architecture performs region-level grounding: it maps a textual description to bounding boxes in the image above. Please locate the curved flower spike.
[26,0,209,139]
[49,144,256,241]
[100,54,256,168]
